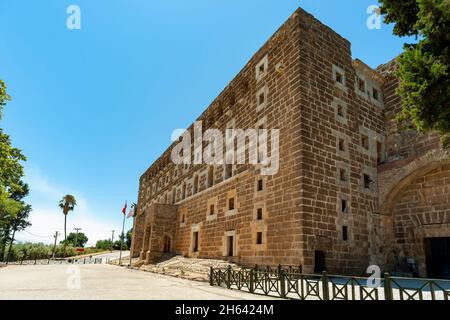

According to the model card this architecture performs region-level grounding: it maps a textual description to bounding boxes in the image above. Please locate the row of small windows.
[142,54,271,199]
[191,230,263,255]
[339,168,375,190]
[333,65,382,103]
[357,76,380,101]
[143,115,267,203]
[338,167,374,190]
[334,120,385,165]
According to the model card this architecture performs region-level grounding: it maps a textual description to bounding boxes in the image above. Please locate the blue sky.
[0,0,412,245]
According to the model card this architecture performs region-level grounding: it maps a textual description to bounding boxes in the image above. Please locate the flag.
[127,206,135,219]
[122,201,127,215]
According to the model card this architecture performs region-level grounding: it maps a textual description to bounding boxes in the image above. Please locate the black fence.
[0,257,110,266]
[210,265,450,300]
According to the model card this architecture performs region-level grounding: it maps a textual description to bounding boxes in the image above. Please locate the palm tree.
[58,194,77,257]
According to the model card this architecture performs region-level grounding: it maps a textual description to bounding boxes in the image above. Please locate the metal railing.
[0,257,110,266]
[209,265,450,300]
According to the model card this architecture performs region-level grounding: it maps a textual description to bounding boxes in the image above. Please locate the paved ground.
[0,264,276,300]
[87,250,130,260]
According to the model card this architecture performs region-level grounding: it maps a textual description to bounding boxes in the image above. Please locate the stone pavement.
[0,263,277,300]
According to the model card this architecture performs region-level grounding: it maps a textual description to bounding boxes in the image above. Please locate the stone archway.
[380,161,450,277]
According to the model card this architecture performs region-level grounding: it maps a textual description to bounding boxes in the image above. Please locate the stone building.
[131,7,450,278]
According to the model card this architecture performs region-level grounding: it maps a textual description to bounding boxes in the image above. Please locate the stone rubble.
[109,255,239,282]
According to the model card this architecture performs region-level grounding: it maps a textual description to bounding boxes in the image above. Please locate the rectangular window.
[341,199,348,213]
[342,226,348,241]
[373,88,379,101]
[256,232,263,245]
[337,105,345,117]
[338,138,345,152]
[224,164,233,179]
[361,134,370,150]
[209,204,215,216]
[258,92,265,105]
[256,55,268,81]
[228,197,235,211]
[364,174,372,189]
[227,235,234,257]
[193,232,199,252]
[358,78,366,92]
[257,179,263,191]
[259,63,265,75]
[335,72,343,84]
[256,87,268,111]
[339,168,348,182]
[182,214,186,223]
[257,208,263,220]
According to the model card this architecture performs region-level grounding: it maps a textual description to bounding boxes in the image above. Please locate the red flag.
[122,201,127,215]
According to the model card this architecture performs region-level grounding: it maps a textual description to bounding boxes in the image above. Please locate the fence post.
[384,273,393,300]
[226,265,232,289]
[321,271,330,300]
[249,269,255,293]
[279,269,286,298]
[429,281,436,300]
[209,267,214,286]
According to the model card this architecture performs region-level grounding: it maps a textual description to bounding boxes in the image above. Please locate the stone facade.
[131,7,450,277]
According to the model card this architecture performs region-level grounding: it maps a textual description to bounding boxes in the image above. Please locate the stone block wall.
[131,6,450,277]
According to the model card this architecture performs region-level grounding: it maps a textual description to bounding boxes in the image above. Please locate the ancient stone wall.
[390,165,450,276]
[131,7,450,277]
[295,11,385,274]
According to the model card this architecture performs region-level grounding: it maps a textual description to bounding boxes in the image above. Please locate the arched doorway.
[163,235,171,253]
[382,163,450,278]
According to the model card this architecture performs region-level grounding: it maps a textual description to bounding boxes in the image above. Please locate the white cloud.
[15,164,130,247]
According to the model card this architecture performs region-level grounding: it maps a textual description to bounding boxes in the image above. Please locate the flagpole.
[119,203,126,266]
[129,215,135,267]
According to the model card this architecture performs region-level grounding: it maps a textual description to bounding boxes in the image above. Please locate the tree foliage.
[58,194,77,256]
[126,228,132,248]
[379,0,450,144]
[61,231,88,248]
[95,239,113,250]
[0,79,31,261]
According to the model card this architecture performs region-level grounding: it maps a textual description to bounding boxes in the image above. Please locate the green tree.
[0,80,31,261]
[126,228,132,249]
[95,239,113,250]
[0,80,11,119]
[58,195,77,257]
[4,204,32,261]
[61,231,88,248]
[379,0,450,145]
